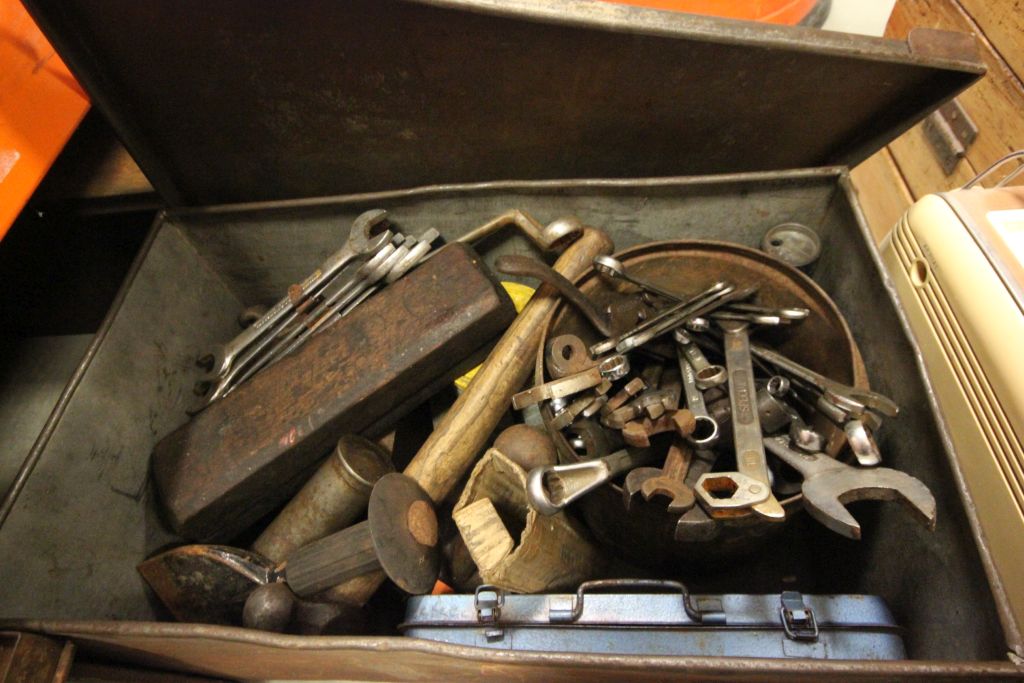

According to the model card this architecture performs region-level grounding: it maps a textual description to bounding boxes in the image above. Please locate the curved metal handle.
[496,254,612,336]
[551,579,703,623]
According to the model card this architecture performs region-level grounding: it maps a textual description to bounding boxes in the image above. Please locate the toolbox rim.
[2,169,1019,673]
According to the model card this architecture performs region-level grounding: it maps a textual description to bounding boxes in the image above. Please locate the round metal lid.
[333,434,395,492]
[761,222,822,268]
[367,473,440,594]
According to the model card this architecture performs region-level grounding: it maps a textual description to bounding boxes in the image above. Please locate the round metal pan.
[535,239,868,567]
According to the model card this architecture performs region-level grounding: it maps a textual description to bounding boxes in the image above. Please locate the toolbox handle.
[549,579,705,624]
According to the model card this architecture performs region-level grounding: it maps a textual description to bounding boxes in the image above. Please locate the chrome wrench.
[527,447,656,516]
[695,319,785,521]
[206,243,400,401]
[197,209,393,382]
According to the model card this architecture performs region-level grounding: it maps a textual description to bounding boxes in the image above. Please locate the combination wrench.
[196,209,393,383]
[201,242,400,403]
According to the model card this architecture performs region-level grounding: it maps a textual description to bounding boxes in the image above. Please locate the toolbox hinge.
[474,585,506,640]
[780,591,819,642]
[923,99,978,176]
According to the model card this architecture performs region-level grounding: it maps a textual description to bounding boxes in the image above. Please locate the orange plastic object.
[599,0,820,25]
[0,0,89,239]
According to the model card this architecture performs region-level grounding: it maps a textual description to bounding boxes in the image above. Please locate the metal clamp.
[780,591,819,642]
[474,585,506,640]
[548,579,710,624]
[474,585,505,623]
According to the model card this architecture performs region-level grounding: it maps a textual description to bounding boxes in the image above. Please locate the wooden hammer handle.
[405,226,613,500]
[331,226,613,606]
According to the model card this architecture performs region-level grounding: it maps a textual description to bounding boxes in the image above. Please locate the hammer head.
[801,466,937,540]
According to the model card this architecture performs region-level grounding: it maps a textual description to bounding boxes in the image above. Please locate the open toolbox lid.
[23,0,983,206]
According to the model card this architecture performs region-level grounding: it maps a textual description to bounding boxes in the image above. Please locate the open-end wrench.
[695,320,785,521]
[614,283,740,355]
[763,435,936,540]
[526,447,656,516]
[750,343,899,419]
[197,210,393,382]
[726,302,810,321]
[333,228,441,319]
[203,243,400,402]
[673,449,721,541]
[623,438,697,513]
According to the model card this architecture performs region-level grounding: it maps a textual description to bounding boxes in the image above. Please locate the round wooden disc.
[367,473,440,594]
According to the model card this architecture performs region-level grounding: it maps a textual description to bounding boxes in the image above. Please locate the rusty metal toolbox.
[2,0,1022,679]
[401,582,907,659]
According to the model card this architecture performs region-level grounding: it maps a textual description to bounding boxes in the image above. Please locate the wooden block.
[885,0,1024,192]
[452,449,606,593]
[958,0,1024,85]
[850,148,914,242]
[152,244,516,542]
[452,498,515,573]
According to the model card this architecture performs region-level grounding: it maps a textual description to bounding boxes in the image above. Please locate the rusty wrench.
[763,435,936,540]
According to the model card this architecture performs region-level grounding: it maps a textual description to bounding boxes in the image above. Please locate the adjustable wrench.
[763,435,936,540]
[197,209,393,382]
[695,320,785,521]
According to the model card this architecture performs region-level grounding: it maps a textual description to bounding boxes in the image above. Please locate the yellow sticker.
[454,281,536,391]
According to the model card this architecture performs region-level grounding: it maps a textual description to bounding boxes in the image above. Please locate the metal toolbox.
[401,580,907,659]
[2,0,1022,678]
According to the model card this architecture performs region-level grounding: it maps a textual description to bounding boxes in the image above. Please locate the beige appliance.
[882,152,1024,632]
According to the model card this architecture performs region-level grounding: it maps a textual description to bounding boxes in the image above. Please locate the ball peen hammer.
[326,223,614,606]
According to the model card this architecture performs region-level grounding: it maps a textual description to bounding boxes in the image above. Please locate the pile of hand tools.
[138,210,936,652]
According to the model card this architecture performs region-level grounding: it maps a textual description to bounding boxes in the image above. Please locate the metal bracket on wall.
[923,99,978,175]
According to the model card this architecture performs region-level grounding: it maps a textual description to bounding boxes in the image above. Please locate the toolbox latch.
[780,591,819,642]
[474,585,505,640]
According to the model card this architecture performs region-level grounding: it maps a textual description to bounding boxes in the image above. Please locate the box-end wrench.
[197,209,393,382]
[526,447,657,516]
[763,435,936,540]
[695,320,786,521]
[676,349,720,448]
[592,255,685,301]
[674,329,726,390]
